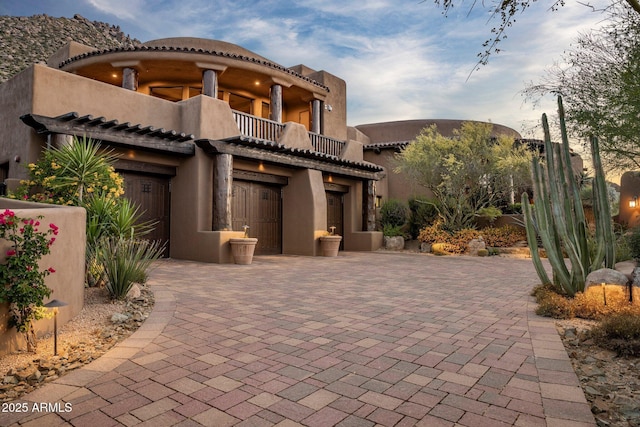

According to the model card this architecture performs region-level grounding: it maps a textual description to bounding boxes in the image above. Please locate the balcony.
[232,110,345,157]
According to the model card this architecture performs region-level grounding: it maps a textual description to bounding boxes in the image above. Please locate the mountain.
[0,13,140,83]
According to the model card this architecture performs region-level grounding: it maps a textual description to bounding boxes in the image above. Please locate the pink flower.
[48,267,56,273]
[48,237,56,246]
[49,223,59,235]
[6,249,16,256]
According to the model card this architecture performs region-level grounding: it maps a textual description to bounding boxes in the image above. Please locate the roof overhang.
[20,112,195,156]
[197,136,385,180]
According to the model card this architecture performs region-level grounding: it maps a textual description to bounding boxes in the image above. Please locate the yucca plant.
[95,237,165,300]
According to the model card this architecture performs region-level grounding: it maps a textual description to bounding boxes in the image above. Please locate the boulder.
[110,313,129,324]
[126,284,141,300]
[468,238,485,256]
[384,236,404,251]
[585,268,629,287]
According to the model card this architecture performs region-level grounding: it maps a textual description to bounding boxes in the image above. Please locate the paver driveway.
[5,252,595,426]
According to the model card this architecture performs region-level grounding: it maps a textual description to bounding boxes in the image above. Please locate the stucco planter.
[229,238,258,264]
[320,235,342,257]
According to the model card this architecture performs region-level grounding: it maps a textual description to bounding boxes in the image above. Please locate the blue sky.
[2,0,607,139]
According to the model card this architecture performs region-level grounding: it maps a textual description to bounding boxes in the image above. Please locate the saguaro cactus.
[522,96,615,297]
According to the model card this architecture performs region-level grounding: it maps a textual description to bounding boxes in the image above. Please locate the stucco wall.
[31,64,183,132]
[618,171,640,228]
[0,66,36,180]
[0,200,85,356]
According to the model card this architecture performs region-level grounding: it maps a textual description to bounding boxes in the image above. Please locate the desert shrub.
[502,203,522,214]
[572,287,635,320]
[627,227,640,261]
[431,242,459,255]
[94,237,165,300]
[418,223,480,254]
[418,222,451,245]
[449,229,481,253]
[382,224,406,237]
[408,197,439,239]
[615,234,633,262]
[380,199,408,228]
[476,206,502,223]
[591,310,640,356]
[532,285,575,318]
[481,225,527,247]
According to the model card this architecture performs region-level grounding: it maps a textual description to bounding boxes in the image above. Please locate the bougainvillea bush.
[0,209,58,351]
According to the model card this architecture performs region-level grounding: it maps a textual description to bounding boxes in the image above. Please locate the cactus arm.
[590,135,616,269]
[557,98,591,279]
[540,114,584,294]
[522,193,552,285]
[530,156,573,292]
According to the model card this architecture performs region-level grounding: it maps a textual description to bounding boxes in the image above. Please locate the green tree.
[394,122,532,231]
[524,4,640,171]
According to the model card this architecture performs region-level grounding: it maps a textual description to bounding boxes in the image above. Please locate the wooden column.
[311,99,321,134]
[364,180,377,231]
[269,84,282,123]
[52,133,73,148]
[202,69,218,97]
[214,154,233,231]
[122,67,138,90]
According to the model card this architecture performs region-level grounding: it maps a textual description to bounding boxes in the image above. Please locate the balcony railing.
[233,110,284,142]
[232,110,345,157]
[308,133,345,157]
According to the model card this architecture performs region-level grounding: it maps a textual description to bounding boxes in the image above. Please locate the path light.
[43,299,68,356]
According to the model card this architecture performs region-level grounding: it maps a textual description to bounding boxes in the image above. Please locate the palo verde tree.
[524,3,640,171]
[394,121,532,231]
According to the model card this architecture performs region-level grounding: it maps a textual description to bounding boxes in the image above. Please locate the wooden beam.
[20,114,195,156]
[197,139,383,180]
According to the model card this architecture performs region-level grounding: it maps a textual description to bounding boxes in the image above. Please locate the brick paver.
[3,252,596,426]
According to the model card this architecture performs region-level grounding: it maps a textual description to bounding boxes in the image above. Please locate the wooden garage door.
[232,180,282,255]
[120,172,171,254]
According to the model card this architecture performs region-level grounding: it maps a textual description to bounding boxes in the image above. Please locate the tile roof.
[58,45,330,92]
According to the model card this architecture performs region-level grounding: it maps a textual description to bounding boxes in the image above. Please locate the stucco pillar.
[122,67,138,90]
[202,69,218,98]
[364,180,376,231]
[213,154,233,231]
[269,84,282,123]
[311,99,321,134]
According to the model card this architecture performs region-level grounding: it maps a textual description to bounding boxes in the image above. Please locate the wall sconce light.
[324,104,333,112]
[44,299,68,356]
[630,197,638,208]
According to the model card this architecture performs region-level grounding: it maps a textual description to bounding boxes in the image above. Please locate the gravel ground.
[556,319,640,427]
[0,285,153,401]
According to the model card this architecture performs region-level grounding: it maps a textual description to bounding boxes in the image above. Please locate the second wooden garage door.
[232,180,282,255]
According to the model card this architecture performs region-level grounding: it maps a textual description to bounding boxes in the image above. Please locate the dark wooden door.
[232,180,282,255]
[326,191,344,248]
[120,172,171,254]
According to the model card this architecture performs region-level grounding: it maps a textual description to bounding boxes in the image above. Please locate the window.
[229,93,253,114]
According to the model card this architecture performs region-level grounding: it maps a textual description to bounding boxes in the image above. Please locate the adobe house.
[0,37,385,262]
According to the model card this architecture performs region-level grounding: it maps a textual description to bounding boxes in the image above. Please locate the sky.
[1,0,609,140]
